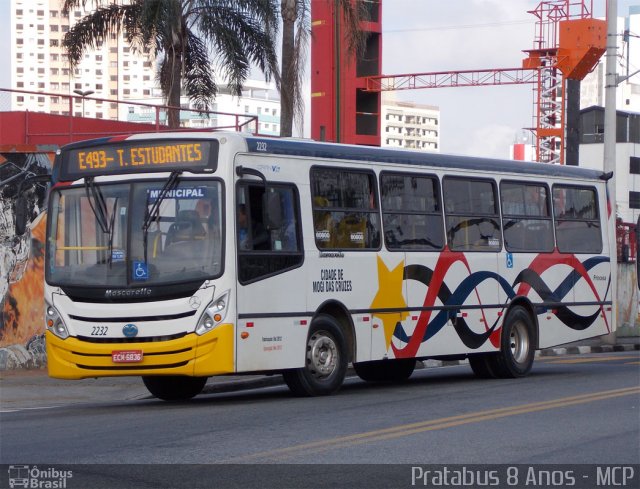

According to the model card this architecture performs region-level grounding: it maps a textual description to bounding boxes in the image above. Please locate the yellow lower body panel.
[46,323,235,379]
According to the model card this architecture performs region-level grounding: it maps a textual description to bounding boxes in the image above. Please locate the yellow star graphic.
[370,255,408,350]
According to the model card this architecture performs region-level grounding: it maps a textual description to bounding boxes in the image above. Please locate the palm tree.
[279,0,366,137]
[62,0,280,128]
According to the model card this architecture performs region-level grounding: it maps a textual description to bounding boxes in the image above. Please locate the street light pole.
[604,0,617,341]
[73,89,95,117]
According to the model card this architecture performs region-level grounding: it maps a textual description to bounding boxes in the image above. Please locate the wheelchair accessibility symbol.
[133,261,149,281]
[506,252,514,269]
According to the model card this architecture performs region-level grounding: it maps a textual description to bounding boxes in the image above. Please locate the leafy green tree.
[63,0,280,128]
[279,0,366,137]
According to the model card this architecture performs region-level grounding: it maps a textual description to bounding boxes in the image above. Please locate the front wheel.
[142,375,207,401]
[283,314,348,397]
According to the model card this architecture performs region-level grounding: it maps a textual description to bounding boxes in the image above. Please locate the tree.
[279,0,366,137]
[63,0,280,128]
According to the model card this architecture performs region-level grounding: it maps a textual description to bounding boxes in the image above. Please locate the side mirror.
[263,191,283,230]
[14,195,29,235]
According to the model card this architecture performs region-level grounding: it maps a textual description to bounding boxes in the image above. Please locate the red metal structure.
[311,0,382,145]
[314,0,606,163]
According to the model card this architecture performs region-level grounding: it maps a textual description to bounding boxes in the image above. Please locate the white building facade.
[7,0,153,119]
[4,0,280,134]
[381,96,440,152]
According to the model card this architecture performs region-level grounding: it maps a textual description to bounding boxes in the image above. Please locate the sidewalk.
[1,336,638,411]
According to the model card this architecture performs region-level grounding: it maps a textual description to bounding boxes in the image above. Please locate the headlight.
[196,290,230,336]
[45,302,69,339]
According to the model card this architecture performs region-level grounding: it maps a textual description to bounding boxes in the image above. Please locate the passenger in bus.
[237,204,268,250]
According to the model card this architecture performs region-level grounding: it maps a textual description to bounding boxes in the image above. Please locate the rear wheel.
[354,358,416,382]
[468,354,498,379]
[142,375,207,401]
[283,314,348,397]
[492,305,535,378]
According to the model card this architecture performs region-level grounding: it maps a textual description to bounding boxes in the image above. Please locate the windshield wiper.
[84,177,109,234]
[142,170,181,263]
[84,178,119,267]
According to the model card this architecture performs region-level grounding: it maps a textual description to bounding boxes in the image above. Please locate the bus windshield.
[47,179,223,287]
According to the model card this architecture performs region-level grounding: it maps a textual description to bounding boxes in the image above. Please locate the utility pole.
[604,0,617,341]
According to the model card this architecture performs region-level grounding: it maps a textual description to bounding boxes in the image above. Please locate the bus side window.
[237,182,303,283]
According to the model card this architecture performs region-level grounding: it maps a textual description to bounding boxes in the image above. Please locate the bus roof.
[54,133,606,183]
[245,136,606,181]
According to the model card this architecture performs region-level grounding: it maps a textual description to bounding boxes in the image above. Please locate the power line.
[383,19,533,34]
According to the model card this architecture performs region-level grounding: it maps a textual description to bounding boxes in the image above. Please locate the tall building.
[381,96,440,152]
[126,80,281,135]
[7,0,153,119]
[580,5,640,113]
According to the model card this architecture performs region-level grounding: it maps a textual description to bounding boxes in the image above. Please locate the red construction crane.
[363,0,606,164]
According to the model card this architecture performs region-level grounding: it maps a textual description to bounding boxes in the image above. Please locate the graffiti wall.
[0,152,52,348]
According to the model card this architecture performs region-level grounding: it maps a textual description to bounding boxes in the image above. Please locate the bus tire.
[283,314,347,397]
[468,354,498,379]
[142,375,207,401]
[353,359,416,382]
[492,305,535,378]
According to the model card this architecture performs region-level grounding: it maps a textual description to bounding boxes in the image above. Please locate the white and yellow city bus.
[30,132,614,400]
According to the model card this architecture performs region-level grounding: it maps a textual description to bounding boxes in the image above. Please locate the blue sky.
[1,0,638,157]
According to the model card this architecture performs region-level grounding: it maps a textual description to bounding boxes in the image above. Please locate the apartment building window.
[144,61,152,68]
[17,96,24,103]
[110,89,117,96]
[17,24,23,30]
[51,83,59,90]
[96,84,103,90]
[38,97,45,104]
[38,82,45,89]
[109,47,117,54]
[123,47,130,53]
[74,69,80,76]
[37,39,44,45]
[96,55,102,62]
[62,83,70,91]
[96,69,103,76]
[17,38,23,45]
[37,53,44,60]
[74,83,82,90]
[630,157,640,175]
[38,24,44,31]
[37,10,44,16]
[62,69,69,76]
[16,9,23,16]
[123,61,129,68]
[50,39,59,47]
[143,75,150,81]
[16,53,23,60]
[16,82,24,88]
[143,89,150,96]
[51,97,59,104]
[17,67,24,74]
[123,89,130,95]
[96,112,103,119]
[74,11,81,18]
[51,10,58,17]
[110,75,117,81]
[630,192,640,209]
[37,68,44,74]
[123,75,130,81]
[110,61,117,67]
[62,25,69,33]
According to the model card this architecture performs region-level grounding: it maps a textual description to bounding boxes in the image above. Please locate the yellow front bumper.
[46,323,234,379]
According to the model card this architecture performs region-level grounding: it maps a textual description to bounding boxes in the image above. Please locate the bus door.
[234,178,307,372]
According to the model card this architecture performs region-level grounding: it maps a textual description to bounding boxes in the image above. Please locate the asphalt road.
[1,351,638,488]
